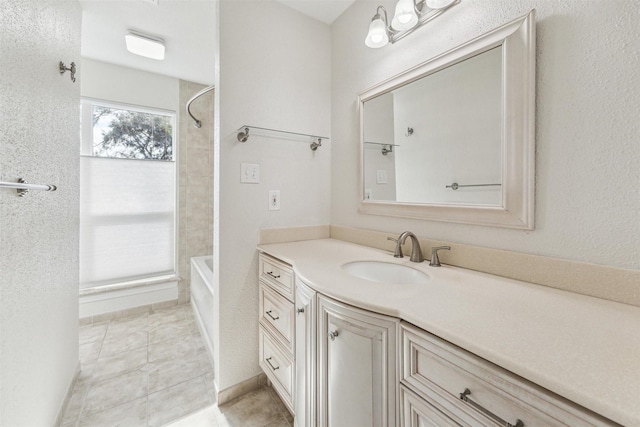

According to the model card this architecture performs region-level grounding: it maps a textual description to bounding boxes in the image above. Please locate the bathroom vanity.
[257,238,639,427]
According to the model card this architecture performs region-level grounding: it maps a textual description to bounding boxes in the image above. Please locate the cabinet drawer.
[259,327,294,411]
[400,322,616,427]
[400,384,459,427]
[259,254,294,301]
[259,282,294,353]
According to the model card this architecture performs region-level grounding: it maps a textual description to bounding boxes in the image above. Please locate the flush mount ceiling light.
[125,31,165,60]
[365,0,459,48]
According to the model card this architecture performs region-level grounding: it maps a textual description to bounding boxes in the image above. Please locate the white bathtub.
[191,256,215,369]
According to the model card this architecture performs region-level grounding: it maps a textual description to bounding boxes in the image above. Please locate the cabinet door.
[317,295,398,427]
[294,280,316,427]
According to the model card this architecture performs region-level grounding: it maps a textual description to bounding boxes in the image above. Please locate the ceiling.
[80,0,355,86]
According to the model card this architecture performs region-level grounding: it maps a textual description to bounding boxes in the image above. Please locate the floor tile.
[145,354,203,393]
[105,314,149,339]
[79,340,103,362]
[99,330,148,358]
[148,320,194,344]
[216,387,283,427]
[147,377,211,427]
[81,370,148,417]
[164,404,218,427]
[79,322,108,345]
[264,417,291,427]
[77,396,147,427]
[148,335,197,363]
[92,347,148,382]
[148,307,185,330]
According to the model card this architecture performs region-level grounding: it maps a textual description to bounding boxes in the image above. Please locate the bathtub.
[191,256,215,369]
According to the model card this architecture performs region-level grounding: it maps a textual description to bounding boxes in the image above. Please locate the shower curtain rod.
[186,85,215,128]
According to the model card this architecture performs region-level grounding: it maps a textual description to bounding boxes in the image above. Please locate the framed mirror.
[358,11,536,229]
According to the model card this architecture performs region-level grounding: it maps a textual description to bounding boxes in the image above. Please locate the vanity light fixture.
[365,0,459,48]
[125,31,165,60]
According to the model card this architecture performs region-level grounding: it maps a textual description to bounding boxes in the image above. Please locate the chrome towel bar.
[0,178,57,197]
[446,182,501,190]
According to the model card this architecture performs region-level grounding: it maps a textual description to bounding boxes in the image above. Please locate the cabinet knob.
[296,307,305,314]
[328,330,339,341]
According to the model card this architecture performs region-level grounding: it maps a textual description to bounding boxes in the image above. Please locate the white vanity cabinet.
[317,294,398,427]
[399,322,618,427]
[294,279,316,427]
[258,254,295,413]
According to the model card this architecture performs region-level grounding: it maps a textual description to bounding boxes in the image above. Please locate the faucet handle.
[387,237,403,258]
[429,246,451,267]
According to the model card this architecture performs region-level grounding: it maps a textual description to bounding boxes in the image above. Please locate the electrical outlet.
[268,190,280,211]
[240,163,260,183]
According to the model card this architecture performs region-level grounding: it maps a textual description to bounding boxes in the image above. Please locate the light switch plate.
[241,163,260,183]
[376,169,388,184]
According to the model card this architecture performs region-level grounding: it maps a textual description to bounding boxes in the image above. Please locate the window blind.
[79,156,175,289]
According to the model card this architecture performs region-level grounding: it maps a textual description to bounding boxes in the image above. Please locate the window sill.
[79,274,180,297]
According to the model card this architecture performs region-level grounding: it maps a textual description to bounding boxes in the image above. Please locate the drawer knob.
[266,271,281,279]
[265,357,280,371]
[296,307,305,314]
[459,388,524,427]
[265,310,279,321]
[328,330,339,341]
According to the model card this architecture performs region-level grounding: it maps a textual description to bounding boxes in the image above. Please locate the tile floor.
[62,304,292,427]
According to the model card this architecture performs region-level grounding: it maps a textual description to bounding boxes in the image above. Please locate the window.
[79,99,176,289]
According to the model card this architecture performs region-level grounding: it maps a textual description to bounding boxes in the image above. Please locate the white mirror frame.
[358,10,536,229]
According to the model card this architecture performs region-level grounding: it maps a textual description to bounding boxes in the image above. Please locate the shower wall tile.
[177,80,214,304]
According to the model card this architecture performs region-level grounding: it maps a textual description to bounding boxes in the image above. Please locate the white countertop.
[258,238,640,426]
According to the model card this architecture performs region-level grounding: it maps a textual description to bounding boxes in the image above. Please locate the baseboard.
[216,373,267,405]
[55,361,80,427]
[79,280,179,318]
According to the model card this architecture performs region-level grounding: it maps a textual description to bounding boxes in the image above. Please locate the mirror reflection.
[363,46,503,205]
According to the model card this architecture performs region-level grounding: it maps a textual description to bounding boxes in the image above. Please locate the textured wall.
[178,81,214,304]
[331,0,640,270]
[217,0,331,391]
[0,0,81,425]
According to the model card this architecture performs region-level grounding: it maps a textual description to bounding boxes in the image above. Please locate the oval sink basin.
[341,261,429,285]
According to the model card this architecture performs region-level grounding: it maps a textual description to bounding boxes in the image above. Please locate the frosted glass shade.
[425,0,456,9]
[365,17,389,48]
[391,0,418,31]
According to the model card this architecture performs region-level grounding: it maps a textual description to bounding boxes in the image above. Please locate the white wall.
[331,0,640,270]
[81,58,179,111]
[216,0,331,391]
[0,0,81,425]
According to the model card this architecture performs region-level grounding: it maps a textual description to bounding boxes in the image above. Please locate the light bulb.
[391,0,418,31]
[365,16,389,48]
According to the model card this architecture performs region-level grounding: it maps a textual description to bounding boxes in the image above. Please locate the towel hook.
[59,61,76,83]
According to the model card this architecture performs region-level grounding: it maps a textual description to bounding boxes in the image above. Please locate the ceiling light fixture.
[364,0,459,48]
[125,31,165,60]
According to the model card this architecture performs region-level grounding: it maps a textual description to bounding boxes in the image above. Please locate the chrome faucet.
[387,231,424,263]
[429,246,451,267]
